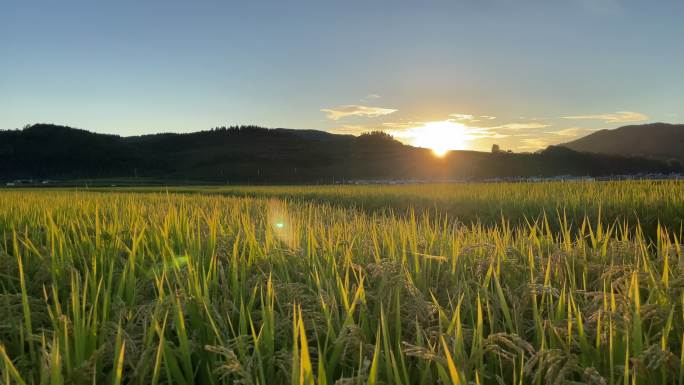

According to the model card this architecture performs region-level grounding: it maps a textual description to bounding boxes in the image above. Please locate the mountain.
[0,123,680,183]
[561,123,684,163]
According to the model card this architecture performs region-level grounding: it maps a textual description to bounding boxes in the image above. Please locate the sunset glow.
[393,120,471,156]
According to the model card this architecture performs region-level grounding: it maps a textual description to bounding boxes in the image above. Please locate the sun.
[410,121,470,156]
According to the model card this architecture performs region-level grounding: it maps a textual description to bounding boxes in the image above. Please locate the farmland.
[1,181,683,384]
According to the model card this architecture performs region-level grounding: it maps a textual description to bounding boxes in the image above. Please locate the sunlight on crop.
[0,181,682,384]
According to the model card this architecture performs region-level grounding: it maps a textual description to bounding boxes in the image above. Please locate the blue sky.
[1,0,682,151]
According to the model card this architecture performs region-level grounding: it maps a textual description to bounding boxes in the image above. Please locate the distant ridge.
[1,123,680,183]
[561,123,684,162]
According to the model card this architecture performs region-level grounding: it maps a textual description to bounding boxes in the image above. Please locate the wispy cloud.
[449,113,497,123]
[361,94,381,102]
[379,118,536,147]
[321,105,397,120]
[330,117,554,152]
[381,120,425,129]
[488,122,551,130]
[468,128,510,139]
[449,113,475,121]
[518,138,551,151]
[546,127,602,137]
[562,111,648,123]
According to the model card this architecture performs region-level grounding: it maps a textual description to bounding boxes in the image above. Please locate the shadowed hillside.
[1,124,680,183]
[561,123,684,163]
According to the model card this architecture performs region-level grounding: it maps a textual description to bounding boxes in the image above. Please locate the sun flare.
[403,120,470,156]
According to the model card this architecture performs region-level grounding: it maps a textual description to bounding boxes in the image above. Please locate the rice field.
[1,181,683,384]
[109,180,684,236]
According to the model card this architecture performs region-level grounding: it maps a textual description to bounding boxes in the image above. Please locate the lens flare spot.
[268,200,297,249]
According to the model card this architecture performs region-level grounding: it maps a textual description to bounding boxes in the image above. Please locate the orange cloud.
[321,105,397,120]
[561,111,648,123]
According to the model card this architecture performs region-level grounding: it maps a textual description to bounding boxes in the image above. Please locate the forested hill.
[0,124,680,183]
[561,123,684,162]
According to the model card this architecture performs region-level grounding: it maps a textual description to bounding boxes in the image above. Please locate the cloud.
[562,111,648,123]
[468,130,510,139]
[546,127,603,137]
[380,118,532,145]
[449,113,497,123]
[449,113,475,121]
[381,120,425,129]
[518,138,551,151]
[374,117,563,152]
[488,122,551,130]
[361,94,381,101]
[321,105,397,120]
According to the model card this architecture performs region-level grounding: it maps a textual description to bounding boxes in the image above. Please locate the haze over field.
[2,0,683,153]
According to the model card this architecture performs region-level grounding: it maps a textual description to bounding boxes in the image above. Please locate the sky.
[1,0,682,152]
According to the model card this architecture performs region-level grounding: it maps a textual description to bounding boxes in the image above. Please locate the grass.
[0,181,682,384]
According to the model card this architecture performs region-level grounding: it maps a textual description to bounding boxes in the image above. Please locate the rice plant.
[0,183,682,384]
